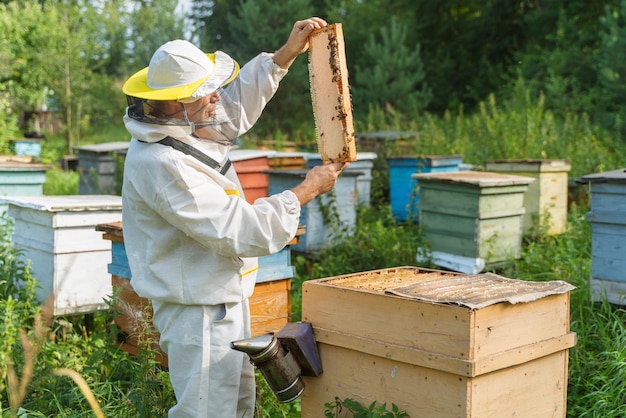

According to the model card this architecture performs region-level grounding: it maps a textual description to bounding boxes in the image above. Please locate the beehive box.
[0,161,50,196]
[12,137,43,158]
[268,151,309,170]
[485,159,571,235]
[306,152,377,207]
[416,171,534,273]
[4,195,122,315]
[355,131,418,157]
[0,161,51,216]
[230,149,276,204]
[301,266,576,417]
[267,169,360,254]
[388,155,462,221]
[577,168,626,305]
[74,142,129,195]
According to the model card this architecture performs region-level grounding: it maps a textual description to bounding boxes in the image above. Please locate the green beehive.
[416,171,534,273]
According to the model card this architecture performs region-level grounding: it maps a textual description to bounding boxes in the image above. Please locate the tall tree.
[597,0,626,133]
[127,0,185,71]
[353,17,432,118]
[0,1,59,140]
[44,0,112,151]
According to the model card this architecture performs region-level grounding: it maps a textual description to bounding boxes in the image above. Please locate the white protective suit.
[122,52,301,417]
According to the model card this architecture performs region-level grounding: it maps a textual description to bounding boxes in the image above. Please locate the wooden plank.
[308,23,357,163]
[250,279,291,337]
[301,343,469,418]
[312,326,575,378]
[313,326,475,377]
[472,332,575,376]
[472,293,571,358]
[469,351,569,418]
[303,279,474,359]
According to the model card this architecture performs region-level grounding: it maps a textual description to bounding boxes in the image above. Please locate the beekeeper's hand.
[273,17,328,69]
[291,162,348,206]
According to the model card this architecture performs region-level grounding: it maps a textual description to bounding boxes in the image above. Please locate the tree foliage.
[2,0,626,146]
[353,17,432,117]
[0,0,183,151]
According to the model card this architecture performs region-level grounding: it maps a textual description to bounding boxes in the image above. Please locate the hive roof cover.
[385,273,575,310]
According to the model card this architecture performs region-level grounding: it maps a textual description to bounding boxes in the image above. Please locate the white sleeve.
[224,53,288,136]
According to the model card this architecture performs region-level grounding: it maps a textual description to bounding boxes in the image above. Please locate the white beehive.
[3,195,122,315]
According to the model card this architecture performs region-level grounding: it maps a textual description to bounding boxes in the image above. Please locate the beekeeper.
[120,17,345,417]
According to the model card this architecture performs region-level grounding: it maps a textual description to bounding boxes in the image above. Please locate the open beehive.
[308,23,357,163]
[301,266,576,417]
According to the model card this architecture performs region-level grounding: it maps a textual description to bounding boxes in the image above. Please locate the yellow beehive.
[485,159,571,235]
[301,266,576,417]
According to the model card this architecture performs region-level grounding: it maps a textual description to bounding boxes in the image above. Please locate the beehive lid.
[305,151,378,162]
[0,195,122,211]
[415,170,535,187]
[0,161,51,171]
[229,149,276,162]
[95,221,123,236]
[324,267,574,310]
[486,158,571,172]
[73,142,130,153]
[355,131,419,140]
[577,168,626,184]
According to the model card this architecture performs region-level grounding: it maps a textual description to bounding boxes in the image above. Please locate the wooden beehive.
[306,152,377,207]
[268,152,309,170]
[74,142,129,195]
[416,171,534,273]
[267,169,360,253]
[486,159,571,235]
[308,23,357,163]
[388,154,462,221]
[0,161,51,216]
[4,195,122,315]
[301,266,576,417]
[578,168,626,305]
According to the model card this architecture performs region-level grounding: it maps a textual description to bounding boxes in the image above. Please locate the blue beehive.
[268,169,360,254]
[305,152,377,207]
[388,155,462,222]
[578,168,626,305]
[74,142,130,195]
[107,233,295,285]
[0,161,51,217]
[13,138,43,158]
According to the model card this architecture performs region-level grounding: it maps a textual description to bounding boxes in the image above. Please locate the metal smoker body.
[231,322,323,403]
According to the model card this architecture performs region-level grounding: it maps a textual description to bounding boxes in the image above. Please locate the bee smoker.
[230,322,323,403]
